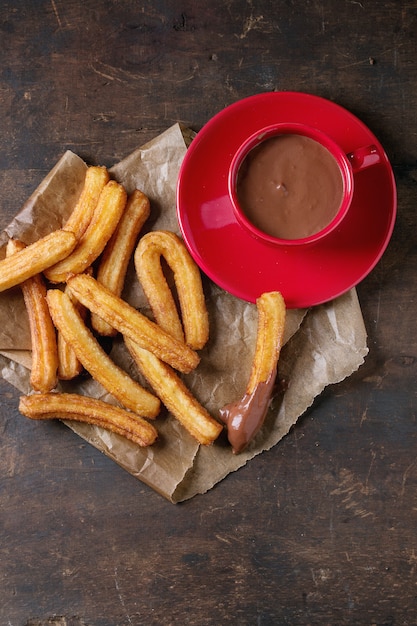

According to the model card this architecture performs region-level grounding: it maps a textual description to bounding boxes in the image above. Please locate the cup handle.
[347,144,380,173]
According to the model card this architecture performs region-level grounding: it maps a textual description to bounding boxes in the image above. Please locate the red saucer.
[176,92,397,308]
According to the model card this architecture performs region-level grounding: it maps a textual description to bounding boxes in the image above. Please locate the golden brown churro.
[19,393,158,447]
[45,180,127,283]
[46,288,161,418]
[126,338,223,446]
[219,291,286,453]
[0,229,77,293]
[66,273,200,374]
[56,283,87,380]
[63,165,110,240]
[92,189,151,336]
[247,291,286,394]
[135,230,209,350]
[6,239,59,392]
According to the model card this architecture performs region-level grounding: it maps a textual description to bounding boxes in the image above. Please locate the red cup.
[229,123,380,246]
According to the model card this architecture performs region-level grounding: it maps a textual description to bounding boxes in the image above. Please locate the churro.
[63,165,110,240]
[45,180,127,283]
[135,230,209,350]
[66,273,200,374]
[47,288,161,418]
[219,291,286,453]
[56,283,87,380]
[6,238,58,392]
[92,189,150,336]
[0,229,76,293]
[126,338,223,446]
[19,393,158,447]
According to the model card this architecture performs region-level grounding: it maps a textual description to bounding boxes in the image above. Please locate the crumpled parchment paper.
[0,124,368,502]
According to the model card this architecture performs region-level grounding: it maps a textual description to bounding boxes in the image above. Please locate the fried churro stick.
[46,289,161,418]
[57,267,94,380]
[6,239,58,392]
[219,292,286,454]
[45,180,127,283]
[63,165,110,240]
[19,393,158,448]
[135,230,209,350]
[66,273,200,374]
[125,338,223,446]
[0,230,77,293]
[56,284,86,380]
[57,326,83,380]
[247,291,286,394]
[92,189,150,336]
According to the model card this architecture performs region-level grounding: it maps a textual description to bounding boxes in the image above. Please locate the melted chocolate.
[219,370,276,454]
[236,134,344,240]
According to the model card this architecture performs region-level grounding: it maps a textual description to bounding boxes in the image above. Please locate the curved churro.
[219,291,286,454]
[66,273,200,374]
[134,230,209,350]
[45,180,127,283]
[46,288,161,418]
[92,188,151,336]
[19,393,158,448]
[63,165,110,240]
[0,229,77,293]
[6,239,58,392]
[125,338,223,446]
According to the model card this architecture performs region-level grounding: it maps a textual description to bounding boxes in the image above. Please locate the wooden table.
[1,1,416,624]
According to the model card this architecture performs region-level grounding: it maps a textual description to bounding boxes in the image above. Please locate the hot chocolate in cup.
[230,123,380,246]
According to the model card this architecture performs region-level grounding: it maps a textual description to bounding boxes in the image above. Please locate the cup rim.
[228,122,354,246]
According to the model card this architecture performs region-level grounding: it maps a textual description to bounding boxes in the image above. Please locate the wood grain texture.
[1,1,416,624]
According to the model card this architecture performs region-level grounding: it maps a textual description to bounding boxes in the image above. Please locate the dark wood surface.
[1,1,416,624]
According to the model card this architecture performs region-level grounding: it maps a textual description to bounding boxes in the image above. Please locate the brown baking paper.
[0,124,368,502]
